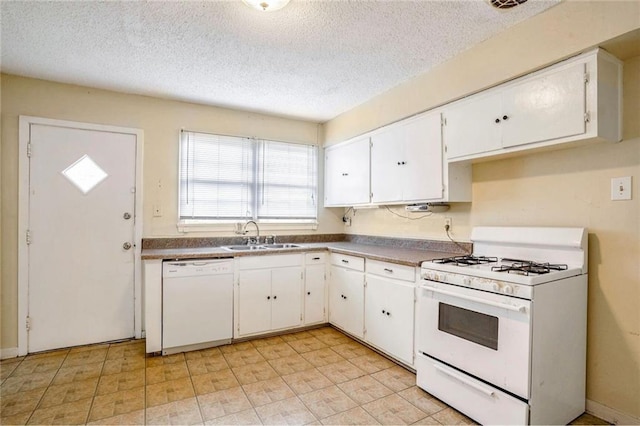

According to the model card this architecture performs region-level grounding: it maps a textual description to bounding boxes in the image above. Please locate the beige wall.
[0,77,344,350]
[322,1,640,419]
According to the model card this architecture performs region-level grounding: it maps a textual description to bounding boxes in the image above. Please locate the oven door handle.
[433,364,495,397]
[421,285,528,313]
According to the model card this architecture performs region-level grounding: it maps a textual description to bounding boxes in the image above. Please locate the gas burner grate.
[492,259,568,276]
[432,255,498,266]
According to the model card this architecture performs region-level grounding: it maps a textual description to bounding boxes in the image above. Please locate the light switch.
[611,176,632,201]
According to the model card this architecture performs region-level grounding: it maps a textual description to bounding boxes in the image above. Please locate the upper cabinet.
[371,112,444,203]
[324,136,370,207]
[443,49,622,162]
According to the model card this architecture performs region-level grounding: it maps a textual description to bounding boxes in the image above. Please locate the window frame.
[177,130,319,233]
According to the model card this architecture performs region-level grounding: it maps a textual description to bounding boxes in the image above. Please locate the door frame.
[18,115,144,356]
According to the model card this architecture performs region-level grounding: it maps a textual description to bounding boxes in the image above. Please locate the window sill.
[177,220,319,234]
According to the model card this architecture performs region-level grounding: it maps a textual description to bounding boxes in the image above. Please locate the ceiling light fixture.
[242,0,290,12]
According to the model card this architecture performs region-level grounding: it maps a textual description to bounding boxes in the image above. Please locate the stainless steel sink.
[221,245,268,251]
[263,244,301,249]
[220,243,301,251]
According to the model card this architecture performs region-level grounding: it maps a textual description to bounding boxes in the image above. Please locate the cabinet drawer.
[305,252,327,264]
[330,253,364,271]
[416,353,529,425]
[366,259,415,282]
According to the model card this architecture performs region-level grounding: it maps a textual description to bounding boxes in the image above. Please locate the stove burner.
[492,259,568,276]
[432,255,498,266]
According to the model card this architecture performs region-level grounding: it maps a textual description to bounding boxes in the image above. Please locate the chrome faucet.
[242,220,260,245]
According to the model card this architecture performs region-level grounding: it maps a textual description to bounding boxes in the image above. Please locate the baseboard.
[586,399,640,425]
[0,347,19,360]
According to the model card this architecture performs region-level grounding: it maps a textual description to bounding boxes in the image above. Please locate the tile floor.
[0,327,608,425]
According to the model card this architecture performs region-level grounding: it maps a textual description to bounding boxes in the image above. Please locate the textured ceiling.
[0,0,559,122]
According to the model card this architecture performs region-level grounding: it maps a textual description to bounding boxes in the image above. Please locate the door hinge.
[26,230,32,245]
[26,316,31,331]
[444,144,448,153]
[364,281,367,287]
[584,112,591,123]
[27,142,32,158]
[370,140,373,147]
[584,73,590,84]
[370,192,373,199]
[441,116,447,126]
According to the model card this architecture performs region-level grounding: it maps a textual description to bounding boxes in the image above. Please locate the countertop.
[141,241,458,267]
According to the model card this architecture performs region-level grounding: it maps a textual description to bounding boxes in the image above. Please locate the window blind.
[179,131,317,222]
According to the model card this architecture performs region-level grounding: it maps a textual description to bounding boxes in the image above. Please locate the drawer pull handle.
[267,296,271,300]
[382,309,386,314]
[307,291,311,295]
[312,257,320,260]
[383,268,393,273]
[341,259,349,264]
[386,311,390,316]
[273,295,277,300]
[434,364,495,397]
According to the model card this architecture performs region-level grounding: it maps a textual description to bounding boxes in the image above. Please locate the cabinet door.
[343,270,365,339]
[365,275,415,365]
[305,264,326,325]
[501,62,587,148]
[237,270,272,336]
[371,127,403,203]
[443,92,502,159]
[328,265,348,330]
[271,266,303,331]
[343,137,371,205]
[324,146,347,206]
[402,113,443,201]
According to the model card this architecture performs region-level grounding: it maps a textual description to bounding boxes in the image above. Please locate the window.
[179,130,318,224]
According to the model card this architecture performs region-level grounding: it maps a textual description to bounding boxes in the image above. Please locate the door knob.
[122,242,132,250]
[123,212,131,220]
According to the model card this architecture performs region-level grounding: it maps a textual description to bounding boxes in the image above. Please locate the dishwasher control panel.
[163,260,234,278]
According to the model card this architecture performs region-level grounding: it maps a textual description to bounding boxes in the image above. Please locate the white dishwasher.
[162,259,234,355]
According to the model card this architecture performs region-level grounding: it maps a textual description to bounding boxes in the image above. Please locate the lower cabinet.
[235,254,303,338]
[328,253,365,339]
[364,273,416,366]
[304,253,327,325]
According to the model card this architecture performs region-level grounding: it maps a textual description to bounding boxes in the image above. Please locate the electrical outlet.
[343,216,352,227]
[444,217,452,231]
[152,204,163,217]
[611,176,632,201]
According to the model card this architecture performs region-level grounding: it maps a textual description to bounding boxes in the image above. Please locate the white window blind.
[179,130,317,222]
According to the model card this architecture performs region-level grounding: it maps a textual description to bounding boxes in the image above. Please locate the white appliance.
[162,259,234,355]
[416,227,588,425]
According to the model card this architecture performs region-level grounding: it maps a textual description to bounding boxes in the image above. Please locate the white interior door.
[28,123,137,352]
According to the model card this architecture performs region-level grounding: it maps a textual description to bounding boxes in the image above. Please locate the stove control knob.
[503,285,514,295]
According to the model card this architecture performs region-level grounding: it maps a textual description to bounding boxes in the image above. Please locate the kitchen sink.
[263,244,301,249]
[221,243,301,251]
[221,245,268,251]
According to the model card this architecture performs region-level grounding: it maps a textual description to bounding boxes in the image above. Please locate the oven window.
[438,303,499,350]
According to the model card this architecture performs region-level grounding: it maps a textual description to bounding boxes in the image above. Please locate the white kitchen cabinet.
[235,254,303,338]
[371,112,444,203]
[364,260,416,366]
[444,48,622,162]
[324,136,370,207]
[328,253,365,339]
[143,259,162,353]
[304,253,327,325]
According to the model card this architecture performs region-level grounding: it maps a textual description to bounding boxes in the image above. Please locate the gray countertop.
[141,241,457,267]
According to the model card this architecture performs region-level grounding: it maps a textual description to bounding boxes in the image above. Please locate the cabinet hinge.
[301,271,304,280]
[370,192,373,199]
[26,230,32,245]
[441,116,447,126]
[27,142,32,158]
[300,313,303,321]
[26,316,31,331]
[324,272,326,280]
[584,73,590,84]
[364,280,367,287]
[584,112,591,123]
[370,141,373,147]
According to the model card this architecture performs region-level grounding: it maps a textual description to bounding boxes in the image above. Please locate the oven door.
[417,280,532,399]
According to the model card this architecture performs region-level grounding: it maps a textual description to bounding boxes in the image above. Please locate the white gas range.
[416,227,588,425]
